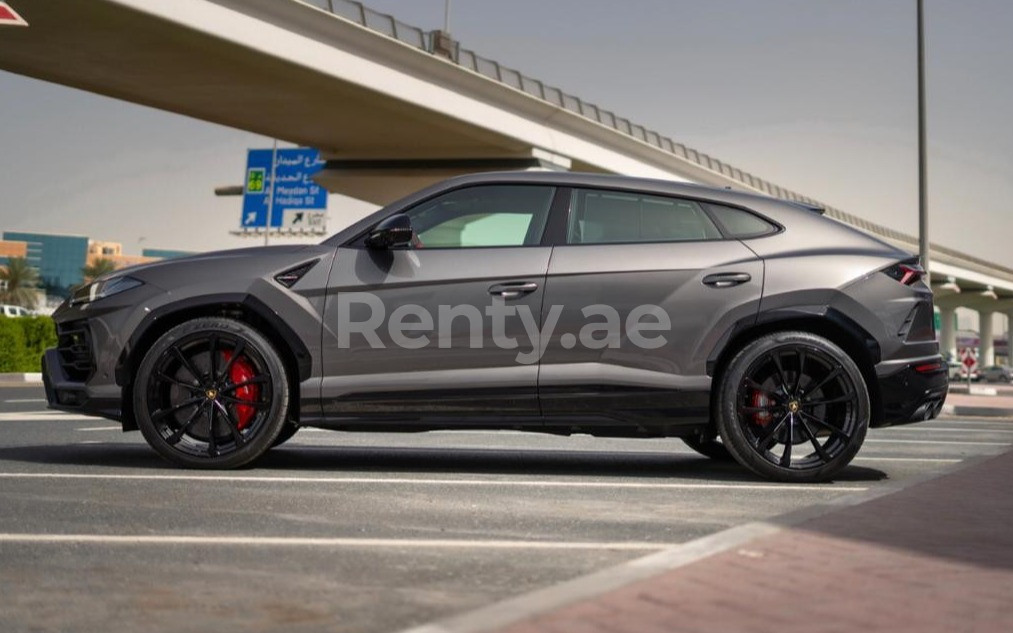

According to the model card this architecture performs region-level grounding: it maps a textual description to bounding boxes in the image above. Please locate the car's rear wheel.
[134,317,289,469]
[716,331,869,483]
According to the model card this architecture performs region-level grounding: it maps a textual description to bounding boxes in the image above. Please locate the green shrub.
[0,315,56,372]
[17,316,57,371]
[0,317,28,372]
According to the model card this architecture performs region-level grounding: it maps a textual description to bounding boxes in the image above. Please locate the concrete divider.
[0,373,42,385]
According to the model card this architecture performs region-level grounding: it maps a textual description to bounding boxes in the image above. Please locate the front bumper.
[41,288,161,425]
[874,357,948,427]
[42,348,123,421]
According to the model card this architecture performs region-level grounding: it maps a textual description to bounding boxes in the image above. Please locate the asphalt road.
[1,384,1010,633]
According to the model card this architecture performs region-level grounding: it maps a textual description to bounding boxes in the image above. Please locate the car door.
[538,187,764,425]
[320,184,559,419]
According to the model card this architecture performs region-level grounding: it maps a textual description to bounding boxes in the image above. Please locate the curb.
[0,373,42,385]
[942,403,1013,418]
[397,451,1007,633]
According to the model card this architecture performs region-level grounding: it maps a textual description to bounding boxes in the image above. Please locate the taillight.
[883,261,925,286]
[913,361,944,374]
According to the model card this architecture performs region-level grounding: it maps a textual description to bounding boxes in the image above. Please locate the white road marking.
[927,419,1013,425]
[0,412,95,422]
[2,399,47,404]
[0,533,673,550]
[76,426,121,432]
[0,472,867,491]
[880,427,1013,434]
[865,438,1010,446]
[853,456,962,463]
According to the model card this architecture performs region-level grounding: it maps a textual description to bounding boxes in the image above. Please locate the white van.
[0,304,31,318]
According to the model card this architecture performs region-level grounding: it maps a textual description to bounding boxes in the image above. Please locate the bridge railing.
[299,0,1013,284]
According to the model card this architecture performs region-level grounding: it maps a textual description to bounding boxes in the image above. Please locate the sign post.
[264,139,279,246]
[238,147,328,237]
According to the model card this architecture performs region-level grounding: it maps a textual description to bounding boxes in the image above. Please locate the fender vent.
[274,260,319,288]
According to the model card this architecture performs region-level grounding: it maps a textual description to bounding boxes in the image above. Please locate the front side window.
[567,189,722,245]
[405,185,555,248]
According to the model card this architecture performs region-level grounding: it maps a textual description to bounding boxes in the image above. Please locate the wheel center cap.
[205,389,218,400]
[788,400,800,413]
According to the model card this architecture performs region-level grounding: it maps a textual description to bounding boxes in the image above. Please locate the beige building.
[0,239,28,260]
[87,240,157,270]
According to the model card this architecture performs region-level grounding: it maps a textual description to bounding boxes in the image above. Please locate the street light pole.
[917,0,930,283]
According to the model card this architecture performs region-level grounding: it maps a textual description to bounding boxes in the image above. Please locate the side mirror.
[365,214,414,249]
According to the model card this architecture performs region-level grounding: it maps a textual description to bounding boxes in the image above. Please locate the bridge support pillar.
[979,310,995,367]
[1008,311,1013,368]
[938,305,957,360]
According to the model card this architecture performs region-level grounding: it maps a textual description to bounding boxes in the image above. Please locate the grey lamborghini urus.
[43,172,948,482]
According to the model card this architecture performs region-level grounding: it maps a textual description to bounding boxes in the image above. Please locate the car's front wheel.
[134,317,290,469]
[716,331,870,483]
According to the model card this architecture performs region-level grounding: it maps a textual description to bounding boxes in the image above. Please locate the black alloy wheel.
[134,318,290,469]
[716,331,869,482]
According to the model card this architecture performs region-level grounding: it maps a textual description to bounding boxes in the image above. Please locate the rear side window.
[706,204,778,238]
[567,189,722,244]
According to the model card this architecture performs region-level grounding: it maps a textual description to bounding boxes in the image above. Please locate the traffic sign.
[0,2,28,27]
[960,348,978,373]
[241,147,327,233]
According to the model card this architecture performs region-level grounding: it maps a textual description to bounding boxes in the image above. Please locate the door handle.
[702,272,752,288]
[489,281,539,299]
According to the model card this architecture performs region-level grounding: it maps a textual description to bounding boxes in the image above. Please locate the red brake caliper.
[751,390,773,426]
[221,350,259,430]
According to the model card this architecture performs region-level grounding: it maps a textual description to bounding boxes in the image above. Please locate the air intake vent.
[56,321,94,381]
[274,260,319,288]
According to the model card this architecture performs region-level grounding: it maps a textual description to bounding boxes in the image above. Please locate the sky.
[0,0,1011,268]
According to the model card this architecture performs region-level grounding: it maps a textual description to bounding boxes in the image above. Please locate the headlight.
[70,276,144,306]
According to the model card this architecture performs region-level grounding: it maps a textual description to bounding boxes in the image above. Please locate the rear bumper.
[874,356,948,427]
[42,348,123,422]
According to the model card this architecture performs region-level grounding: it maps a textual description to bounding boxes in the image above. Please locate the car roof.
[434,171,794,210]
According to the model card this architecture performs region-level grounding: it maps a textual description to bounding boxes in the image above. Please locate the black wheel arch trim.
[116,293,312,387]
[706,306,882,377]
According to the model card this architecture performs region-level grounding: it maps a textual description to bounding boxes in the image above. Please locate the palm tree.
[81,258,118,283]
[0,257,40,309]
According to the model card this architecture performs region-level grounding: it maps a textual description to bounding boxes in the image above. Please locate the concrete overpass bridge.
[2,0,1010,364]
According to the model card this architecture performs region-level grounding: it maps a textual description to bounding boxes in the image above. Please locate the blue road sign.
[241,147,327,229]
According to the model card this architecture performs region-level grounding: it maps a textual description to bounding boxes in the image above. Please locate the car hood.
[103,244,335,292]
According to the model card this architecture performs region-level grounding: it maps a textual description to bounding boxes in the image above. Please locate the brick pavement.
[496,450,1013,633]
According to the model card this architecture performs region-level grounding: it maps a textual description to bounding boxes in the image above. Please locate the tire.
[271,422,300,448]
[715,331,870,483]
[134,317,290,469]
[682,434,734,461]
